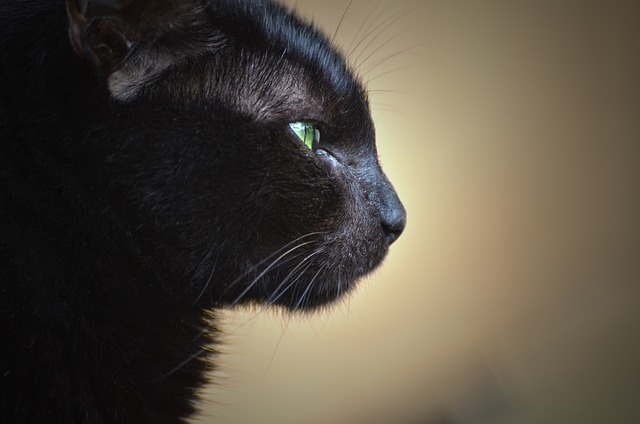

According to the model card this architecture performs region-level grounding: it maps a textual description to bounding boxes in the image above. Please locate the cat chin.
[219,224,389,311]
[272,255,386,311]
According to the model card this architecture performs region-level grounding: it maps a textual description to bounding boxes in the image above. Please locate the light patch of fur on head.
[228,64,322,123]
[108,35,231,102]
[108,53,172,101]
[102,0,222,101]
[143,49,326,124]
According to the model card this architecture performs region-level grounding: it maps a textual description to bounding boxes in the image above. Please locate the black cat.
[0,0,406,422]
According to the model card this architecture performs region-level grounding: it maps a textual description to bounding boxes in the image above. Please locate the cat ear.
[66,0,140,75]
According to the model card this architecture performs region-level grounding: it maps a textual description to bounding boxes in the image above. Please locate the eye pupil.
[289,121,320,151]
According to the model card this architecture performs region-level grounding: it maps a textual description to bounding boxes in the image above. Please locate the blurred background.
[195,1,640,423]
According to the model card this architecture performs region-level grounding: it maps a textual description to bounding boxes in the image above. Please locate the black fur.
[0,0,406,422]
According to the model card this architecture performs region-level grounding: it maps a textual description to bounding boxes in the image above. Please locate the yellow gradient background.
[195,1,640,423]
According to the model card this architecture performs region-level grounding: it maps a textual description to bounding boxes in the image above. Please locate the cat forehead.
[135,50,330,124]
[108,0,360,106]
[214,0,355,93]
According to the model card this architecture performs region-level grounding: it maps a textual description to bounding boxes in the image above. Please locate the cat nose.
[378,183,406,245]
[381,201,406,245]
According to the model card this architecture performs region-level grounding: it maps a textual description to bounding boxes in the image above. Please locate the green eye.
[289,122,320,151]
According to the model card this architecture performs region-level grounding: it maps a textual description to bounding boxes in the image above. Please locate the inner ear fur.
[66,0,159,75]
[66,0,211,101]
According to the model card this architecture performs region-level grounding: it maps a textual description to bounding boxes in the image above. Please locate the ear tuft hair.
[66,0,139,75]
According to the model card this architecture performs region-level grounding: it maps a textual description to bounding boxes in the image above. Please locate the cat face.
[70,0,406,310]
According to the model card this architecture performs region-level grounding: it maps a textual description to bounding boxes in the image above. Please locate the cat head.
[67,0,406,310]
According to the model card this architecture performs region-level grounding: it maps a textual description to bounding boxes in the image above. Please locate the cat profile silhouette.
[0,0,406,422]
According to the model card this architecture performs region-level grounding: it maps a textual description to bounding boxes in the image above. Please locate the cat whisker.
[292,264,326,311]
[352,24,411,74]
[332,0,355,44]
[188,242,215,277]
[233,252,322,333]
[265,264,311,306]
[225,258,311,331]
[189,237,302,310]
[259,313,294,388]
[347,6,416,66]
[259,260,330,387]
[367,89,406,95]
[345,0,385,54]
[369,103,408,116]
[228,306,269,333]
[359,41,428,77]
[162,348,207,381]
[221,232,322,296]
[191,259,217,307]
[229,243,312,306]
[266,253,319,305]
[365,64,415,86]
[227,232,325,306]
[275,46,289,67]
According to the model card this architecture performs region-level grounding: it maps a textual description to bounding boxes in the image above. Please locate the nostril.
[375,172,407,245]
[381,209,407,245]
